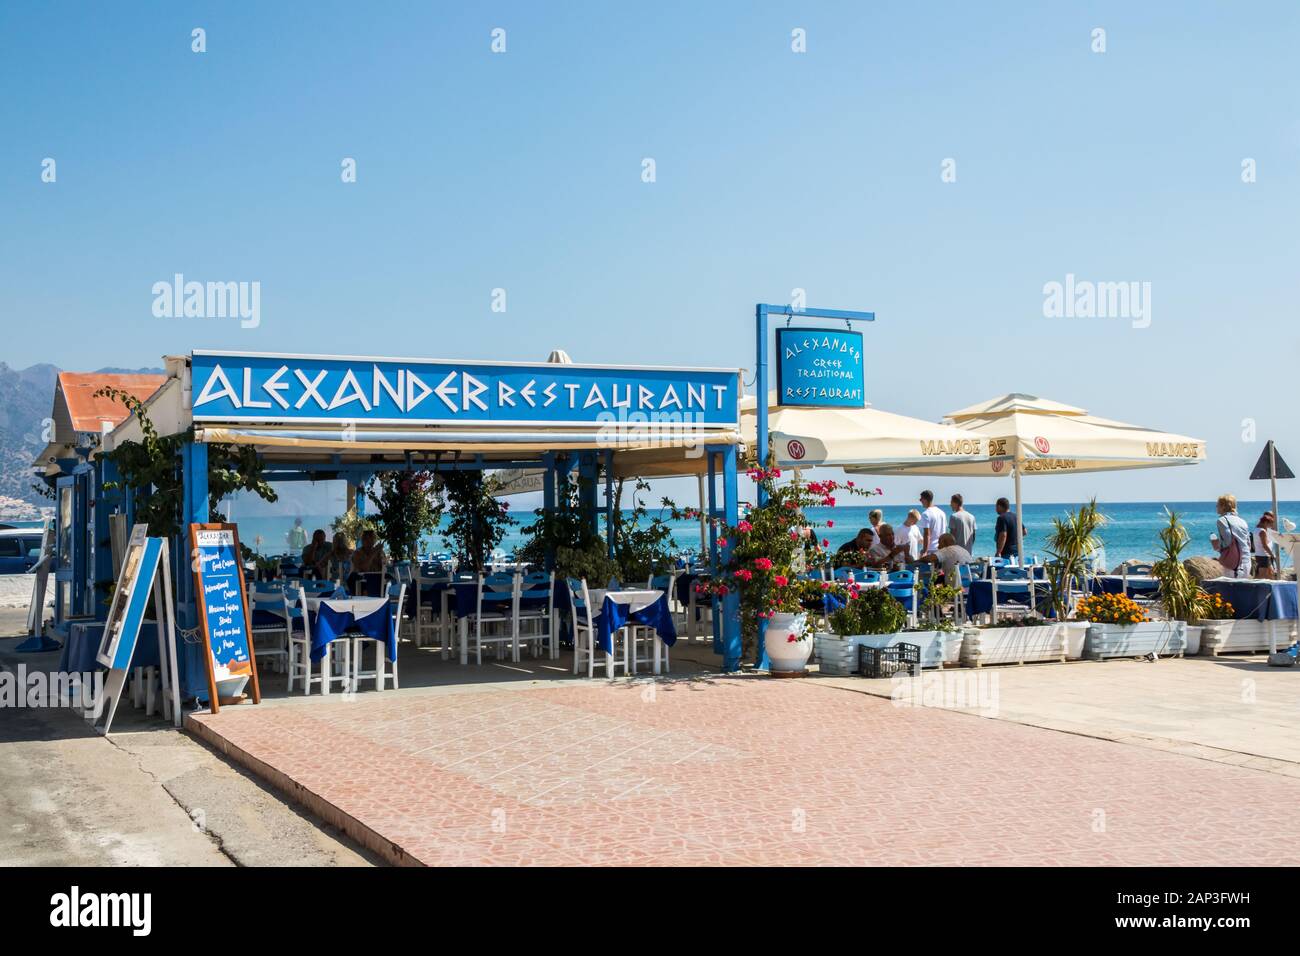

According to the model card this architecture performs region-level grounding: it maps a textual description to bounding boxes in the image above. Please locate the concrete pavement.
[0,610,376,867]
[823,654,1300,776]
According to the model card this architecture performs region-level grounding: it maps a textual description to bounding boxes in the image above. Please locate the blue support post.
[178,441,210,630]
[720,444,741,671]
[604,450,615,559]
[93,458,119,623]
[578,452,599,536]
[706,451,721,655]
[542,453,557,571]
[752,301,876,670]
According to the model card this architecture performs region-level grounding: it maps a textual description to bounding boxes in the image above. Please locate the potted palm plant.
[1152,508,1207,654]
[960,501,1100,666]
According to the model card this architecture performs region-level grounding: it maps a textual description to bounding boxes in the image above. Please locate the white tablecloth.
[305,596,390,617]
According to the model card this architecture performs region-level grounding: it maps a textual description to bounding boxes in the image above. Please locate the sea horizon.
[220,497,1299,567]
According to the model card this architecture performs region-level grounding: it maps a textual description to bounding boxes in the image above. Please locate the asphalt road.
[0,611,376,867]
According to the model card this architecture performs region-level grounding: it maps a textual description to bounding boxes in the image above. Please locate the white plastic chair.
[568,578,629,678]
[350,583,404,691]
[249,584,289,674]
[283,585,350,694]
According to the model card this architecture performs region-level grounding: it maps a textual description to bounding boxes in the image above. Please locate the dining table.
[1089,574,1160,598]
[589,587,676,678]
[1199,577,1298,621]
[305,593,395,693]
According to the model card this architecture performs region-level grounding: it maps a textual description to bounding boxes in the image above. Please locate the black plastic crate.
[859,642,921,678]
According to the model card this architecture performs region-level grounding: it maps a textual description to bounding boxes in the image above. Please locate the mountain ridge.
[0,362,161,506]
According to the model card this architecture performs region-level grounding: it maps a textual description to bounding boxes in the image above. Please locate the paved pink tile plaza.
[188,676,1300,866]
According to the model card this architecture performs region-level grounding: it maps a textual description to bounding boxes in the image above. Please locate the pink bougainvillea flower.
[774,575,788,587]
[734,569,752,581]
[846,481,855,488]
[753,557,773,570]
[737,520,753,533]
[789,530,799,540]
[822,539,830,548]
[787,634,798,643]
[875,487,882,495]
[826,519,834,528]
[717,537,727,547]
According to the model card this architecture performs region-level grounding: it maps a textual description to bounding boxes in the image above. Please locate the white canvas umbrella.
[610,394,988,560]
[846,393,1206,561]
[611,393,987,478]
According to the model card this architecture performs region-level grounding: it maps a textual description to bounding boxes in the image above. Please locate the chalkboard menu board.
[190,523,261,712]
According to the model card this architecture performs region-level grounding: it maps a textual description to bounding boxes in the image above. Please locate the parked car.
[0,529,44,574]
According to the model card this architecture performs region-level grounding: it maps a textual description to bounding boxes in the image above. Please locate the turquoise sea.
[227,500,1298,569]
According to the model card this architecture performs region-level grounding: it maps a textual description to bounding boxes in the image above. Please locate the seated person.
[301,529,331,579]
[915,532,972,584]
[865,524,906,570]
[348,529,387,594]
[328,532,354,580]
[836,528,875,560]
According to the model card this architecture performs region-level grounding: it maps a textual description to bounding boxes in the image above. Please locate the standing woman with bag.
[1211,494,1252,578]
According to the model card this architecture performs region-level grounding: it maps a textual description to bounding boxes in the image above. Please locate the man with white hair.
[896,510,923,563]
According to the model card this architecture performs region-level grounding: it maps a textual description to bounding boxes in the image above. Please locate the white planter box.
[812,632,859,675]
[1184,624,1202,656]
[1085,621,1186,659]
[960,621,1089,667]
[856,630,960,669]
[1197,618,1296,655]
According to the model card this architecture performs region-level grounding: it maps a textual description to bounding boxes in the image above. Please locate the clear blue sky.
[3,1,1298,510]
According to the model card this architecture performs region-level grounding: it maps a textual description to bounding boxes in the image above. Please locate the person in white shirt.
[897,511,923,562]
[867,524,904,570]
[918,490,948,555]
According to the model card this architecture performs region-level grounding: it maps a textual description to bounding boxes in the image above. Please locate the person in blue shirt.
[1213,494,1252,578]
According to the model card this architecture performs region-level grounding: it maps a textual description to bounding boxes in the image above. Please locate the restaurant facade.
[37,349,748,701]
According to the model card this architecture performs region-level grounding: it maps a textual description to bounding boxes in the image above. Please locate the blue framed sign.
[775,328,865,408]
[190,523,260,712]
[191,351,741,427]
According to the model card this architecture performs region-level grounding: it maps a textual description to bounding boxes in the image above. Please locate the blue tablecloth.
[422,581,479,616]
[310,598,395,662]
[1090,575,1160,598]
[967,580,1053,616]
[675,572,709,606]
[595,592,676,654]
[423,579,551,618]
[59,621,161,674]
[1200,578,1299,621]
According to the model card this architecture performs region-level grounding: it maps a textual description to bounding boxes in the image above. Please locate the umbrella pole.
[1014,463,1034,613]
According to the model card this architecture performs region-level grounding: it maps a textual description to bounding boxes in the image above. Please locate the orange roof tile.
[59,372,167,433]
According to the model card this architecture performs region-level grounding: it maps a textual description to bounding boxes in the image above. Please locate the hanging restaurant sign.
[191,351,741,427]
[775,328,865,408]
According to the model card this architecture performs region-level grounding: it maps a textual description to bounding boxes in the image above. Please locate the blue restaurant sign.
[775,328,865,407]
[191,351,741,427]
